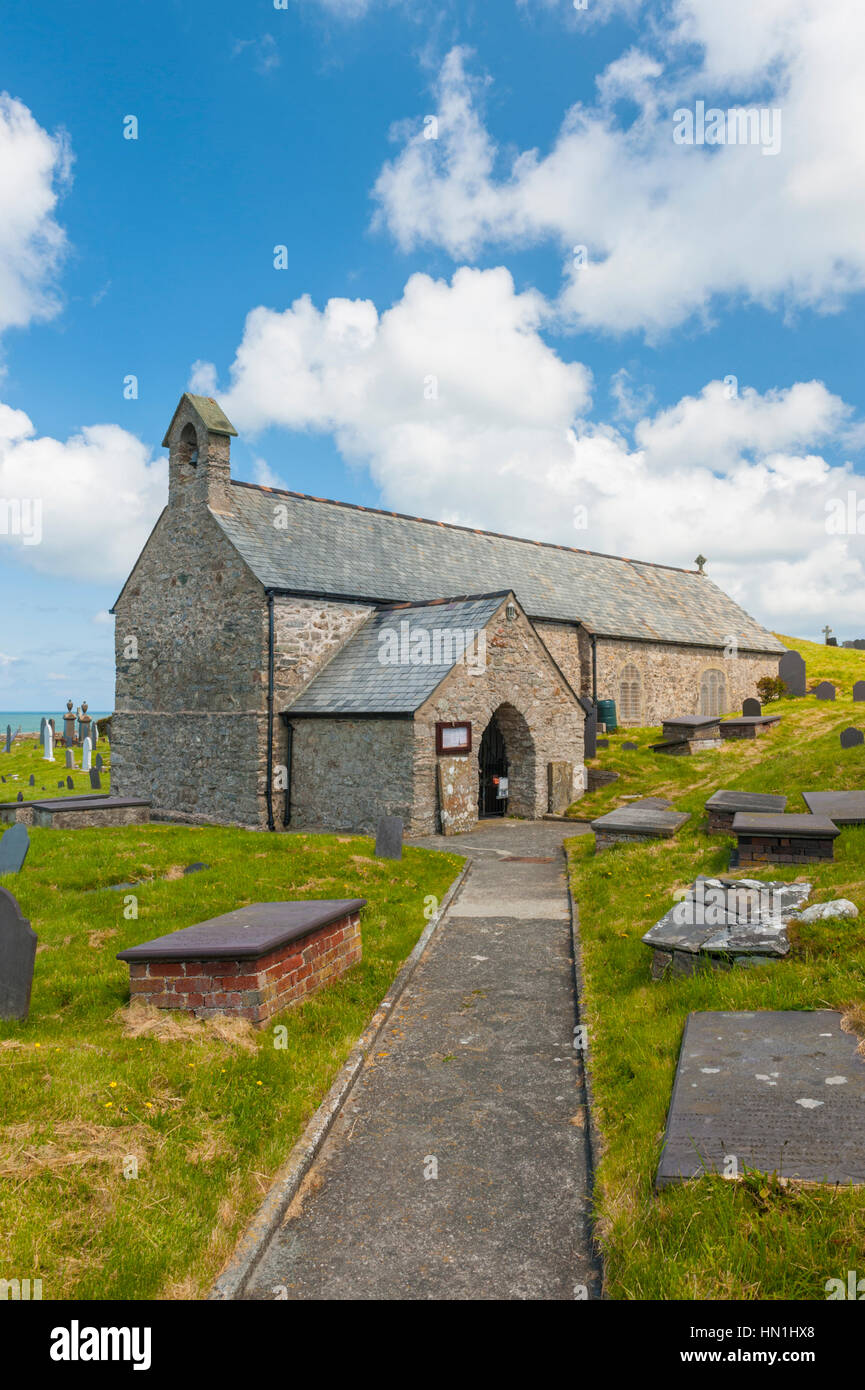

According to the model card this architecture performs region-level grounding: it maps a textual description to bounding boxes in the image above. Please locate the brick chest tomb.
[704,789,787,832]
[732,812,841,866]
[117,899,365,1026]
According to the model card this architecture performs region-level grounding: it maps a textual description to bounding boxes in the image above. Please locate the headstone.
[91,721,99,744]
[742,698,761,716]
[65,748,74,769]
[89,768,102,790]
[81,737,92,772]
[0,887,37,1020]
[437,759,476,835]
[95,753,104,771]
[374,815,403,859]
[815,681,836,701]
[657,1010,865,1187]
[28,774,34,787]
[63,700,76,745]
[547,761,574,815]
[57,780,64,788]
[42,724,54,762]
[66,776,74,790]
[16,792,22,802]
[840,728,864,749]
[778,650,806,697]
[0,823,30,875]
[577,697,596,761]
[854,681,865,702]
[39,716,47,739]
[622,741,638,750]
[596,738,609,749]
[3,725,10,754]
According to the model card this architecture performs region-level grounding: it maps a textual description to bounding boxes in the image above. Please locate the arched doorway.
[477,703,536,819]
[478,713,509,816]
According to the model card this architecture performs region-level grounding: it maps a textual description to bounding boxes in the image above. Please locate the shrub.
[756,675,787,703]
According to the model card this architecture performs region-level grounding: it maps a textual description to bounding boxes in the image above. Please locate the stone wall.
[535,621,780,727]
[288,717,415,833]
[113,498,269,827]
[411,600,586,835]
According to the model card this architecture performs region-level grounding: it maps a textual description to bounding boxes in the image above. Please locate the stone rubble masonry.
[289,717,415,835]
[31,803,150,830]
[536,623,780,728]
[126,911,362,1026]
[411,598,586,836]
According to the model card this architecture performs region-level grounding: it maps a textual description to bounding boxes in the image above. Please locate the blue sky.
[1,0,864,707]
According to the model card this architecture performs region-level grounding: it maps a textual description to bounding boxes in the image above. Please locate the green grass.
[568,636,865,1299]
[0,823,460,1299]
[0,734,111,802]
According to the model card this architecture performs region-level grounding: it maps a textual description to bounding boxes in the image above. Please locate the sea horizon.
[1,711,113,735]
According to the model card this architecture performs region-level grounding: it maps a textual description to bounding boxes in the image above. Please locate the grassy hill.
[568,635,865,1299]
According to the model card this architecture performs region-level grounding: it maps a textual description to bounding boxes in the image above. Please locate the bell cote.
[163,393,238,513]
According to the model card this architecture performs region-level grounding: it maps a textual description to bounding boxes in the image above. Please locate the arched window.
[619,663,642,723]
[180,422,199,465]
[700,668,727,718]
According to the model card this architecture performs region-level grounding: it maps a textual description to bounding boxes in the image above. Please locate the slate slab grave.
[657,1010,865,1187]
[591,802,689,852]
[742,698,762,716]
[815,681,836,701]
[374,815,403,860]
[0,887,37,1021]
[705,789,788,832]
[643,876,811,979]
[840,728,864,749]
[719,715,782,740]
[779,650,807,697]
[854,681,865,703]
[31,796,151,829]
[732,812,841,865]
[622,741,639,750]
[802,791,865,825]
[0,823,30,875]
[596,738,609,749]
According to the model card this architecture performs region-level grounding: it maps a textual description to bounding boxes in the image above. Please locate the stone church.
[111,394,785,835]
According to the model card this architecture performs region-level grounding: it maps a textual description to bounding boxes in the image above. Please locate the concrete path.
[245,818,600,1301]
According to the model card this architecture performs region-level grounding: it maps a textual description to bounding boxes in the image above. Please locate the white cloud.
[92,610,113,625]
[188,359,219,395]
[0,406,166,583]
[373,2,865,336]
[0,652,18,667]
[0,94,71,342]
[196,269,865,635]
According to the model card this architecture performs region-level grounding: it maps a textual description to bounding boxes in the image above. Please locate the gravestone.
[28,774,34,787]
[89,768,102,790]
[854,682,865,702]
[840,727,864,749]
[57,780,64,789]
[16,792,22,802]
[4,725,10,753]
[39,717,47,739]
[815,681,836,700]
[81,737,92,772]
[92,721,99,743]
[437,758,476,835]
[657,1010,865,1187]
[778,650,806,697]
[577,697,596,761]
[0,887,37,1020]
[374,815,403,860]
[803,791,865,824]
[622,741,638,750]
[547,761,574,815]
[742,698,761,716]
[65,749,74,769]
[43,724,54,762]
[596,738,609,749]
[66,776,74,790]
[95,753,104,771]
[0,823,30,875]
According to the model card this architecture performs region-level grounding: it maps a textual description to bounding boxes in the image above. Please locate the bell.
[189,448,199,464]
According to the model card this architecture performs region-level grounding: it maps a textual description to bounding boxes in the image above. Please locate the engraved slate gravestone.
[815,681,836,701]
[742,698,761,716]
[778,650,806,697]
[854,682,865,702]
[28,775,34,787]
[65,749,74,769]
[0,823,30,875]
[66,776,74,790]
[374,816,403,860]
[89,768,102,790]
[0,888,37,1021]
[95,753,104,771]
[840,728,864,749]
[4,725,10,753]
[622,741,639,750]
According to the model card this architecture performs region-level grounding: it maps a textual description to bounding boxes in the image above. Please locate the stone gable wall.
[411,601,586,835]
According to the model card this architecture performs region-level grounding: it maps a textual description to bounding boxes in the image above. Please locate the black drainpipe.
[282,716,293,827]
[591,632,598,705]
[265,589,276,831]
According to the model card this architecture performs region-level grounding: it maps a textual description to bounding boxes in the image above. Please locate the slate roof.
[209,482,785,653]
[288,595,506,715]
